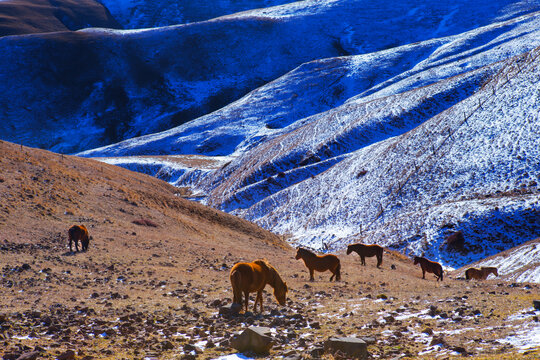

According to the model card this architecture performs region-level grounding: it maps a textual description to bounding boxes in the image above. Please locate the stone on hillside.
[219,303,242,316]
[57,350,76,360]
[533,300,540,310]
[15,351,40,360]
[324,336,368,359]
[230,326,274,354]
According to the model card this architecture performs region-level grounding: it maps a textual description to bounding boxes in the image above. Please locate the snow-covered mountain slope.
[3,0,540,153]
[97,0,295,29]
[213,46,540,268]
[94,39,540,271]
[453,238,540,283]
[81,10,540,159]
[0,0,120,37]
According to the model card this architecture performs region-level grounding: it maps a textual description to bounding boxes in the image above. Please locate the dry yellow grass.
[0,140,538,359]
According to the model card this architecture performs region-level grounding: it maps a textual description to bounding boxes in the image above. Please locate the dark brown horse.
[295,247,341,281]
[465,267,498,280]
[230,259,288,312]
[68,225,90,252]
[347,243,383,268]
[414,256,443,281]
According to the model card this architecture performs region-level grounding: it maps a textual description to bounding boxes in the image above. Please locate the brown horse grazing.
[347,243,384,268]
[465,267,498,280]
[68,225,90,252]
[414,256,443,281]
[229,259,288,312]
[295,247,341,281]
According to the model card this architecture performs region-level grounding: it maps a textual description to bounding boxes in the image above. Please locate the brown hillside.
[0,140,539,360]
[0,0,120,37]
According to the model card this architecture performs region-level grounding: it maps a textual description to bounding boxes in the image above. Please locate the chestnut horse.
[230,259,288,312]
[347,243,383,268]
[68,225,90,252]
[414,256,443,281]
[465,267,498,280]
[295,247,341,281]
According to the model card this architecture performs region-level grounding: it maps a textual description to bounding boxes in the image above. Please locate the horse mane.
[255,259,285,290]
[253,259,271,271]
[297,247,316,257]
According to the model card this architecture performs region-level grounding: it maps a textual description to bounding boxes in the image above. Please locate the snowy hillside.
[3,0,540,153]
[88,12,540,272]
[81,11,540,160]
[97,0,295,28]
[453,238,540,283]
[2,0,540,275]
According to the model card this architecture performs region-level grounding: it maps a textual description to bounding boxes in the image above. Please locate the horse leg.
[69,238,73,252]
[243,291,249,312]
[253,291,262,312]
[361,256,365,266]
[422,268,426,279]
[74,239,79,252]
[256,291,264,312]
[377,255,382,268]
[330,272,335,281]
[309,268,315,281]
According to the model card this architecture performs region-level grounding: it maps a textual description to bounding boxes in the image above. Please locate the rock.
[430,335,446,346]
[230,326,274,354]
[283,353,302,360]
[360,337,376,345]
[3,353,21,360]
[57,350,76,360]
[15,351,40,360]
[533,300,540,310]
[310,347,325,358]
[219,303,242,316]
[161,341,175,351]
[324,337,368,359]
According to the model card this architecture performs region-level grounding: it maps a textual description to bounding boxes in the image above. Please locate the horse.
[229,259,288,312]
[414,256,443,281]
[295,247,341,281]
[68,225,90,252]
[347,243,384,268]
[465,267,498,280]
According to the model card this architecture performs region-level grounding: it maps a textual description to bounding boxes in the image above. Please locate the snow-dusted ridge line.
[88,16,540,275]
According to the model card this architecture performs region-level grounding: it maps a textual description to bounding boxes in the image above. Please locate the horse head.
[274,280,288,306]
[413,256,420,265]
[295,247,303,260]
[346,244,353,254]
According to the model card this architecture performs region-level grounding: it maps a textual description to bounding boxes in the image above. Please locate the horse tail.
[440,268,444,281]
[336,260,341,281]
[230,268,243,305]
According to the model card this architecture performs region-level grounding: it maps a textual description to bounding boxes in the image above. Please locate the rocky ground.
[1,140,539,359]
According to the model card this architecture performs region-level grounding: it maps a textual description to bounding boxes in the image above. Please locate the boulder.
[57,350,76,360]
[533,300,540,310]
[324,337,368,359]
[15,351,40,360]
[219,303,242,316]
[230,326,274,354]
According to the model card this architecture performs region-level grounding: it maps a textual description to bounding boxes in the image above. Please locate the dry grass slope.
[0,140,538,359]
